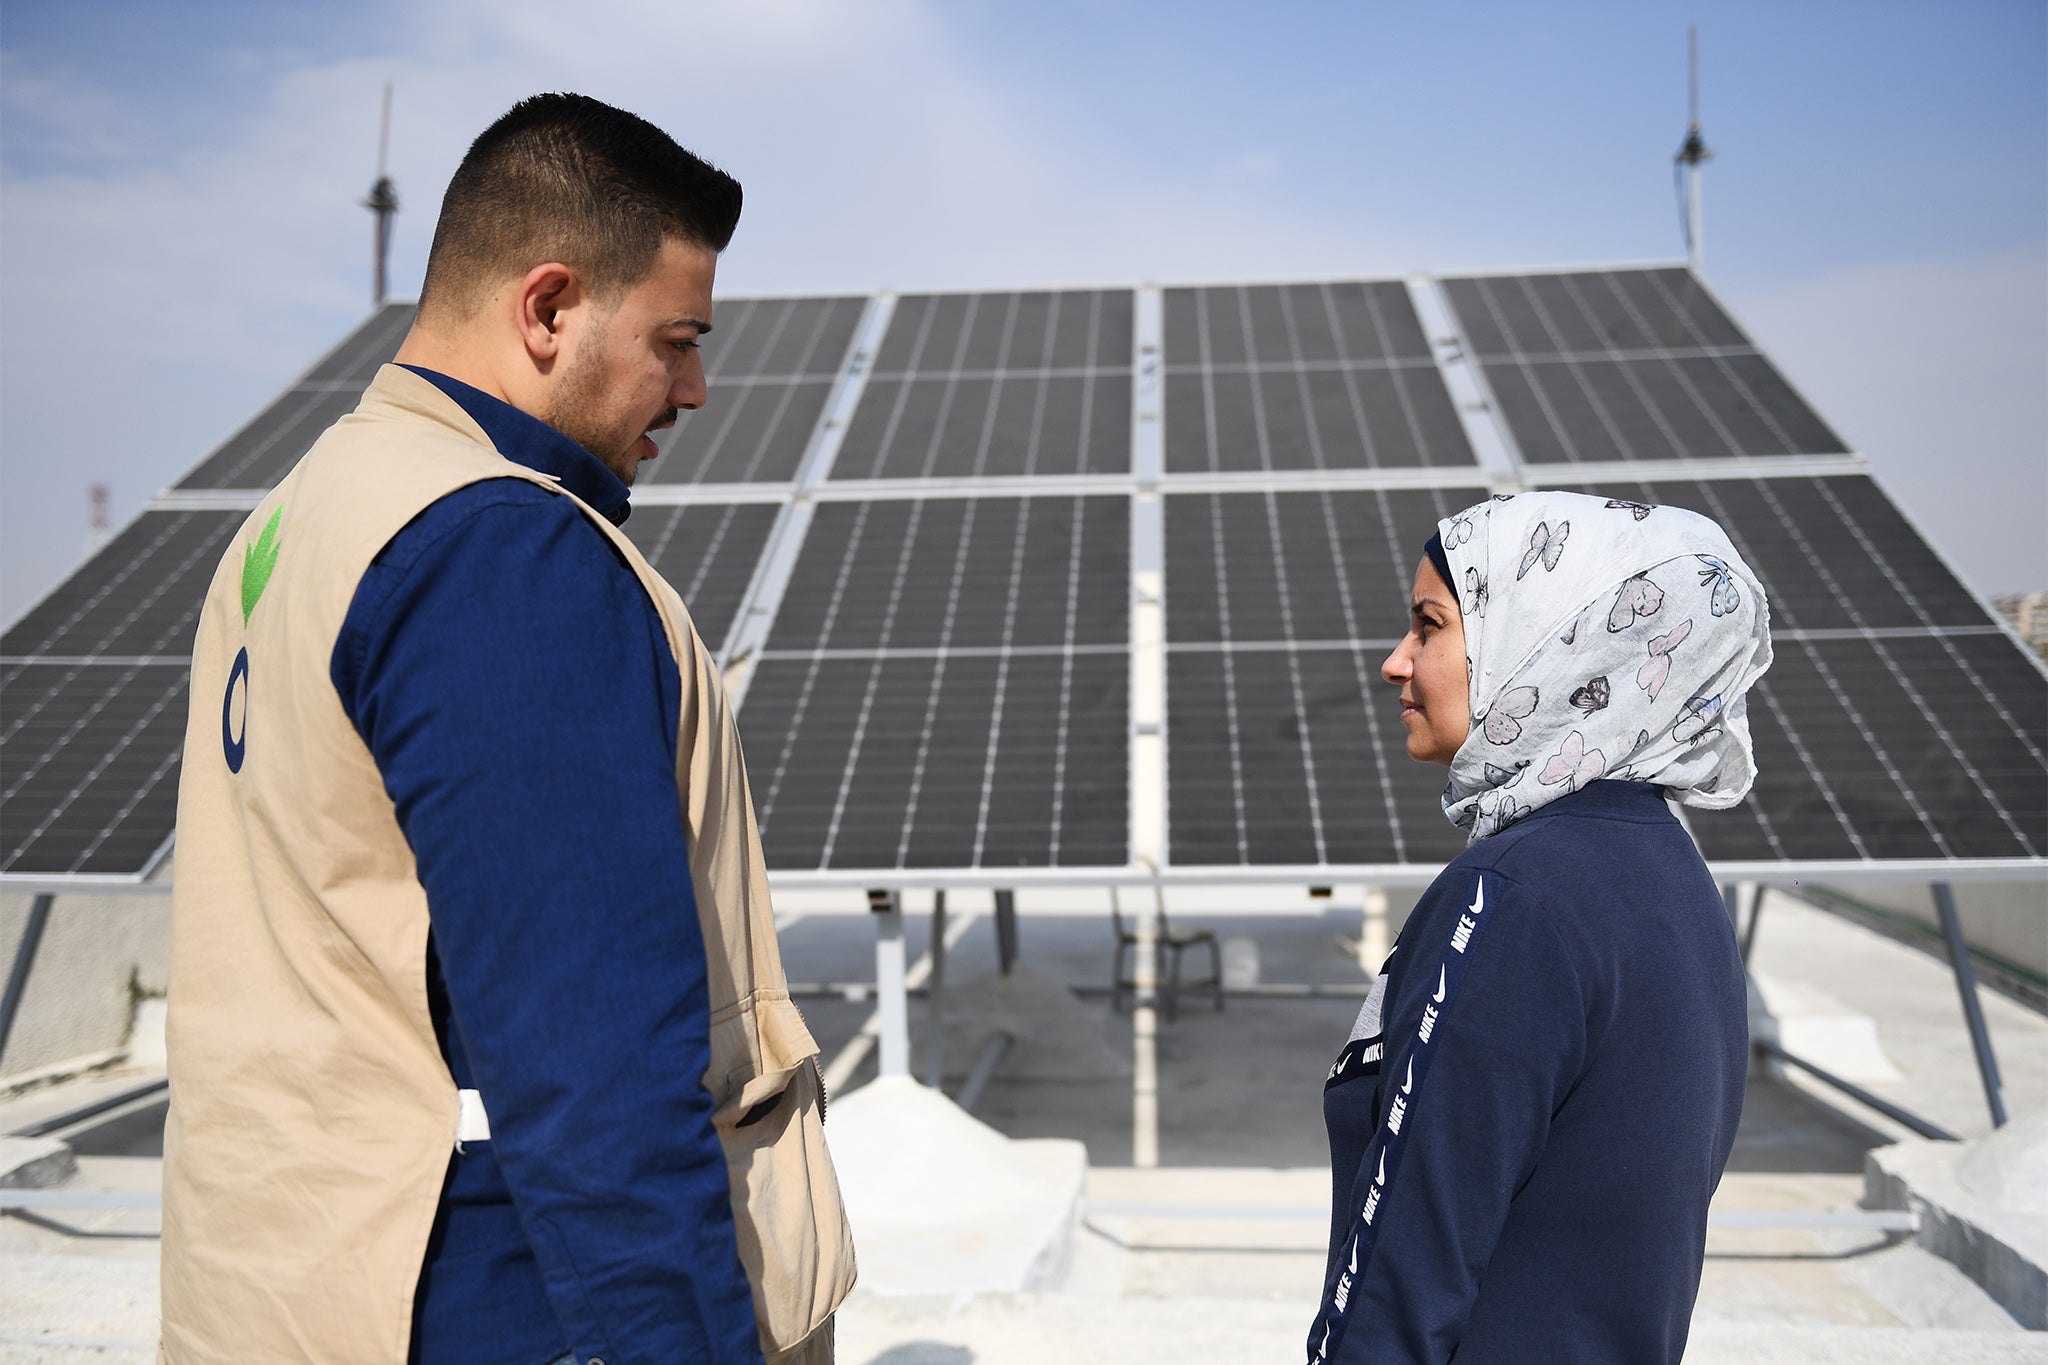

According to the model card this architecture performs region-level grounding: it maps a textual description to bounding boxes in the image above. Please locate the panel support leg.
[869,889,910,1080]
[1132,880,1161,1169]
[1932,882,2006,1128]
[1724,882,1763,966]
[924,890,947,1090]
[1359,884,1389,973]
[0,894,54,1070]
[994,888,1018,977]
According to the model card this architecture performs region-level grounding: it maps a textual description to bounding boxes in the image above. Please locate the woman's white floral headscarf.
[1434,490,1773,842]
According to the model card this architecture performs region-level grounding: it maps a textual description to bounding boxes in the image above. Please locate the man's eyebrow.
[667,316,713,335]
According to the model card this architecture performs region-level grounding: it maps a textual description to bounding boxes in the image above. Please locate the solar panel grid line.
[756,642,1127,662]
[848,291,961,481]
[813,497,931,867]
[1670,269,1853,454]
[66,709,185,875]
[7,510,232,663]
[1065,291,1107,480]
[1353,281,1438,467]
[1522,271,1710,463]
[784,294,893,493]
[1595,270,1785,458]
[1046,493,1097,863]
[187,306,415,489]
[1461,276,1588,463]
[1421,279,1534,476]
[723,298,843,483]
[1202,494,1253,861]
[1805,477,2048,772]
[665,304,808,483]
[750,500,875,840]
[1737,476,2035,856]
[1552,272,1710,463]
[966,294,1029,480]
[2,660,169,842]
[1257,491,1332,862]
[1348,485,1430,860]
[1167,639,1408,653]
[1616,476,1917,859]
[1165,355,1449,378]
[893,498,988,866]
[966,499,1031,865]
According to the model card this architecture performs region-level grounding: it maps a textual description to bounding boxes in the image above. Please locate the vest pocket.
[714,996,858,1354]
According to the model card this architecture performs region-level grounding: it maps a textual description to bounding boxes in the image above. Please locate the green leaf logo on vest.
[241,505,285,624]
[224,504,282,773]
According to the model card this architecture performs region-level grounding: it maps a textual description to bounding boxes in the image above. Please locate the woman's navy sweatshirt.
[1311,780,1747,1365]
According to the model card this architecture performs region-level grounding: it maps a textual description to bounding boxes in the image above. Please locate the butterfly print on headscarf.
[1480,686,1539,745]
[1568,675,1611,714]
[1539,730,1606,791]
[1443,514,1474,549]
[1605,499,1656,521]
[1482,759,1531,788]
[1463,566,1488,617]
[1636,618,1693,700]
[1607,573,1666,632]
[1673,693,1725,746]
[1696,555,1742,617]
[1517,519,1570,581]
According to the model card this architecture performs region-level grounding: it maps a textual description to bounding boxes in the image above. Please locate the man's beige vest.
[162,365,854,1363]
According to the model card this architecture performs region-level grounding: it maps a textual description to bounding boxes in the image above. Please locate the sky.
[2,0,2043,628]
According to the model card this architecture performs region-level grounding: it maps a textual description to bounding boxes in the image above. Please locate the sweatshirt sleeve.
[1314,867,1588,1365]
[333,481,764,1365]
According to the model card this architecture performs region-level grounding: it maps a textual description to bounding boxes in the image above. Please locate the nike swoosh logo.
[1350,1237,1360,1273]
[1468,876,1485,916]
[1433,966,1447,1003]
[1400,1057,1414,1095]
[1375,1151,1386,1186]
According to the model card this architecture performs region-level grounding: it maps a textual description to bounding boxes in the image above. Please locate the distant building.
[1992,590,2048,652]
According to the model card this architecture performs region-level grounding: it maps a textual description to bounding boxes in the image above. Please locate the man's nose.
[673,354,707,411]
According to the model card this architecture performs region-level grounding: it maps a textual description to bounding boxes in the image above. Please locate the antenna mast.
[1674,26,1712,271]
[363,83,399,306]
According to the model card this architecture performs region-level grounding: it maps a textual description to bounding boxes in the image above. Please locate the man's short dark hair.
[418,93,742,319]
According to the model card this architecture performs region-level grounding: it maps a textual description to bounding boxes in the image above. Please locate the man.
[162,94,853,1364]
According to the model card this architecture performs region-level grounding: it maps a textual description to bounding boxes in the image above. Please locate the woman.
[1308,490,1773,1364]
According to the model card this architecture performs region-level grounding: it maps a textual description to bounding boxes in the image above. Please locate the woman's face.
[1381,556,1471,765]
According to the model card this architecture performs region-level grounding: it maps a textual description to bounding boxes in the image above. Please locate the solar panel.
[1162,486,1487,866]
[645,295,865,485]
[1,510,242,664]
[1562,474,2046,863]
[177,304,415,490]
[744,493,1129,869]
[0,663,188,876]
[1163,282,1474,472]
[617,501,780,654]
[1441,269,1847,464]
[8,269,2041,887]
[831,290,1132,479]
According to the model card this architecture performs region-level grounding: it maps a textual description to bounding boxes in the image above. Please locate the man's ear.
[514,263,579,364]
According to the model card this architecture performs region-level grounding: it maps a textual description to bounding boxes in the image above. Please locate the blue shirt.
[1312,781,1747,1365]
[330,367,763,1365]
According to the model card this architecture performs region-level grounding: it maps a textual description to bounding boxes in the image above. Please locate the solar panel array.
[3,267,2041,883]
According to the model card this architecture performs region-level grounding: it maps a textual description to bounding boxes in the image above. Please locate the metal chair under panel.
[1110,884,1223,1022]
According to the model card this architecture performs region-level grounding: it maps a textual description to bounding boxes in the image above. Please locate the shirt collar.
[400,364,633,526]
